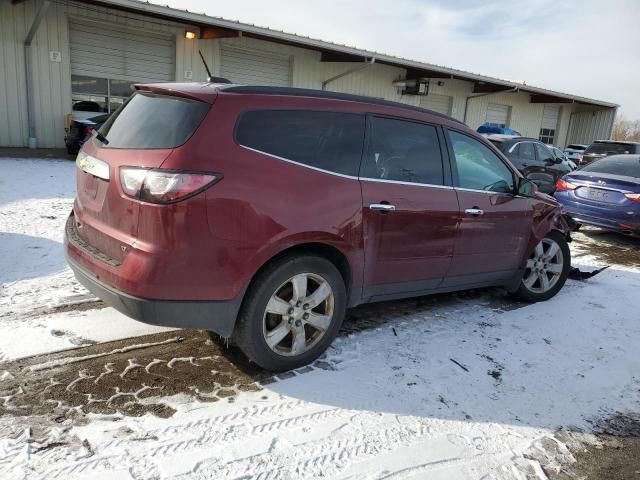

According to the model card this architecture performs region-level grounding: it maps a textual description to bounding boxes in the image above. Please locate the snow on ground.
[0,158,174,360]
[1,157,639,479]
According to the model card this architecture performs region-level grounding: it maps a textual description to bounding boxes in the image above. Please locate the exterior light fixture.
[185,31,196,39]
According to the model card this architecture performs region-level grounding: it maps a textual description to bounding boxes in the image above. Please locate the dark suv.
[65,84,571,371]
[487,136,572,194]
[580,140,640,166]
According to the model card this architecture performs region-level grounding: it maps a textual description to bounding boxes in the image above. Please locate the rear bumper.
[557,204,639,233]
[65,213,243,337]
[67,256,242,337]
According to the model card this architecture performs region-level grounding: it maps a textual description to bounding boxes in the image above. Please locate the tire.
[233,254,346,372]
[510,230,571,303]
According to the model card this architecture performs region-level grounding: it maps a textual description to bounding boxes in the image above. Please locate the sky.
[166,0,640,118]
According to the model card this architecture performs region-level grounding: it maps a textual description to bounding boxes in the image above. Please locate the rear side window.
[581,156,640,177]
[99,92,209,149]
[236,110,365,176]
[585,143,634,155]
[516,142,536,161]
[360,116,444,185]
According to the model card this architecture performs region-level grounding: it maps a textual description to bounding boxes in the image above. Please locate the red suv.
[65,84,571,371]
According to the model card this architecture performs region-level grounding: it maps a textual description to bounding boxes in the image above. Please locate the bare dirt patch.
[0,330,265,422]
[547,414,640,480]
[573,228,640,268]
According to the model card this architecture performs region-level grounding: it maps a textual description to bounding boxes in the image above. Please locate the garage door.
[221,46,291,86]
[486,103,510,127]
[420,94,452,116]
[69,20,175,83]
[541,105,560,130]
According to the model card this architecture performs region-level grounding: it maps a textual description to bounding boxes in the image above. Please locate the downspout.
[24,0,51,149]
[463,87,519,125]
[322,57,375,91]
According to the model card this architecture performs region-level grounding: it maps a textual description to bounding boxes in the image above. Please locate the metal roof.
[90,0,618,109]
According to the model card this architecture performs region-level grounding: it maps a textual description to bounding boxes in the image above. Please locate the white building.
[0,0,618,149]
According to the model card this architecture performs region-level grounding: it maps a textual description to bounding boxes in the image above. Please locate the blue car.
[554,154,640,235]
[477,123,522,136]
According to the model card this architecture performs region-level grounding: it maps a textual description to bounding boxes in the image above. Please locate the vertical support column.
[24,0,51,149]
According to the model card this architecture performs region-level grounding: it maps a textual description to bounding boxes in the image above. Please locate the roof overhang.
[65,0,618,110]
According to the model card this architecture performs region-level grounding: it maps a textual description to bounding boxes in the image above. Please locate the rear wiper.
[93,130,109,146]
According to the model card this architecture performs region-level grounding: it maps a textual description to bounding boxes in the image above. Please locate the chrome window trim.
[240,144,454,189]
[359,177,453,190]
[239,145,360,180]
[454,187,515,196]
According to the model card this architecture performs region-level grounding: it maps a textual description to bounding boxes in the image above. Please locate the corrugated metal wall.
[566,108,616,145]
[0,0,198,148]
[0,1,616,149]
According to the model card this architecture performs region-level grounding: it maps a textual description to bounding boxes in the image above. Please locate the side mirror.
[517,178,537,197]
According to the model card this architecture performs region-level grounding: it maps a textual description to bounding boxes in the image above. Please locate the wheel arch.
[257,242,351,291]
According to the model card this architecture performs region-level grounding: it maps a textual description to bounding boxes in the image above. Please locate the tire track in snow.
[38,404,351,479]
[187,421,433,480]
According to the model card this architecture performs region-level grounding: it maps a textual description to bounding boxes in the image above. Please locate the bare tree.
[612,116,640,141]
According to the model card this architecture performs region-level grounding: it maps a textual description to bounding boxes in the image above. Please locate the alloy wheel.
[262,273,335,357]
[522,237,565,293]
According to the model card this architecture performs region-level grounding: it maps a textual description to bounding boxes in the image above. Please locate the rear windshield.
[99,92,209,149]
[581,155,640,177]
[584,143,634,155]
[566,144,586,151]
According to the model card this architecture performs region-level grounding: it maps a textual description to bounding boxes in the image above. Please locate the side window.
[519,142,536,161]
[360,116,444,185]
[448,130,515,193]
[235,110,365,176]
[534,143,554,163]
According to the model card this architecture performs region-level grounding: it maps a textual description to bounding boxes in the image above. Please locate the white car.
[563,143,588,165]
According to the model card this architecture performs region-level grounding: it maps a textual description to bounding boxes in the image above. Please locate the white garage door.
[486,103,510,127]
[420,94,452,116]
[69,20,175,83]
[541,105,560,130]
[221,46,291,86]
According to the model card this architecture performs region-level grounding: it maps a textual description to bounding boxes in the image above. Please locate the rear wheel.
[511,231,570,302]
[233,254,346,372]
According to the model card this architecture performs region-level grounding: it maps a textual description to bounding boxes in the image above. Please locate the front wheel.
[511,230,571,302]
[233,255,346,372]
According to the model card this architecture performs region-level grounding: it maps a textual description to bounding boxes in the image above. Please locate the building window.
[71,75,135,114]
[539,128,555,145]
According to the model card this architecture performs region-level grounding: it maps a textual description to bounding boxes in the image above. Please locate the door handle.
[369,203,396,212]
[465,208,484,216]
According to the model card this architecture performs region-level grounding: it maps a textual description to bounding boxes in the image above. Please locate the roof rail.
[220,85,466,125]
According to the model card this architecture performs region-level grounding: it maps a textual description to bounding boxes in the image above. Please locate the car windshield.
[584,143,634,155]
[580,155,640,178]
[566,144,586,151]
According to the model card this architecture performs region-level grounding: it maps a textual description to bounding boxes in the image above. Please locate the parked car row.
[477,122,639,201]
[484,135,573,194]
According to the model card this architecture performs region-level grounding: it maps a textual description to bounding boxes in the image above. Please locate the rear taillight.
[624,193,640,203]
[555,178,577,191]
[83,126,94,135]
[119,167,221,204]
